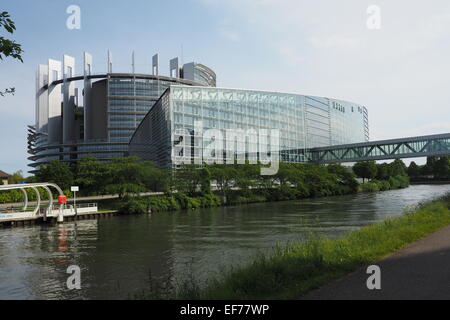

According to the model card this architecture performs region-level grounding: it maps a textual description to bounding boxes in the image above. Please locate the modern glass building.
[28,50,368,172]
[129,86,369,167]
[28,52,216,172]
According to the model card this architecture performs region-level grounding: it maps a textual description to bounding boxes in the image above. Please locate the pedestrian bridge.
[305,133,450,164]
[0,183,97,224]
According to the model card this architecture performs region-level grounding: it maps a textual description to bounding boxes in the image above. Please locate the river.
[0,184,448,299]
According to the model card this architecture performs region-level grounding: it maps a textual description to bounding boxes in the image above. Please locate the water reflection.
[0,184,448,299]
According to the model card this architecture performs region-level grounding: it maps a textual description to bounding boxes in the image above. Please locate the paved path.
[302,225,450,300]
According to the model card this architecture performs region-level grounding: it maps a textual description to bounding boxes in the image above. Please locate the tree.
[407,161,421,179]
[103,157,147,198]
[288,164,310,197]
[434,156,450,180]
[1,11,24,97]
[376,163,389,180]
[210,165,236,200]
[75,156,110,195]
[35,161,74,191]
[353,161,377,183]
[199,167,212,195]
[327,164,359,192]
[234,163,259,197]
[422,156,437,176]
[141,163,169,193]
[389,159,407,176]
[173,164,202,196]
[276,162,293,188]
[8,170,25,184]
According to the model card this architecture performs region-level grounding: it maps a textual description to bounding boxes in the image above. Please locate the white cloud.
[278,46,303,66]
[403,122,450,138]
[307,36,360,50]
[200,0,450,141]
[219,27,240,42]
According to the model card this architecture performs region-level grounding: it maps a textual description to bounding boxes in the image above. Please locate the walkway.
[304,132,450,163]
[302,224,450,300]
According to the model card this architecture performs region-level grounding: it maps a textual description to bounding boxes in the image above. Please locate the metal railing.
[37,203,98,215]
[303,133,450,164]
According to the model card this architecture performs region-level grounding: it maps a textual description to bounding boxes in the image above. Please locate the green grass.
[140,193,450,300]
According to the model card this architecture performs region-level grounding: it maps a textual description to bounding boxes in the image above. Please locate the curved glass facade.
[130,86,369,167]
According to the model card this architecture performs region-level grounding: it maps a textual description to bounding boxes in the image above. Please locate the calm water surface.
[0,184,448,299]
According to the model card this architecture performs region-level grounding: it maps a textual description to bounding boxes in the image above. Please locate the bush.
[360,175,409,193]
[267,186,299,201]
[144,193,222,213]
[148,196,180,212]
[361,181,381,193]
[186,196,201,210]
[104,163,410,215]
[119,197,147,215]
[198,194,222,208]
[388,175,410,189]
[228,193,267,205]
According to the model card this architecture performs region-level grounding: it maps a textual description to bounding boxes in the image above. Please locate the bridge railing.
[306,133,450,164]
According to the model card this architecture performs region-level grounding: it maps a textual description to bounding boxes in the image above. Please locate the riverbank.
[141,192,450,300]
[101,174,409,215]
[410,180,450,185]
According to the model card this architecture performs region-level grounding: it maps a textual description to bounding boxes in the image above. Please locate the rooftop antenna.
[107,50,113,73]
[181,44,184,66]
[132,51,135,74]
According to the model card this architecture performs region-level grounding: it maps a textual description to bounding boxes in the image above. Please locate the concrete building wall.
[63,55,76,143]
[29,51,217,171]
[84,52,93,141]
[88,79,108,140]
[170,58,180,78]
[182,62,216,87]
[47,59,62,144]
[36,64,49,133]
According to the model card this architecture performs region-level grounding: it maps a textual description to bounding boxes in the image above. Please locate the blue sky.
[1,0,450,174]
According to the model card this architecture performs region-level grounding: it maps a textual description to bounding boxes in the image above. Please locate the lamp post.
[71,186,79,216]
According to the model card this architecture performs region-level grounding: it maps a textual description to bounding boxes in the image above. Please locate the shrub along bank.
[113,160,409,215]
[3,156,410,209]
[359,175,410,192]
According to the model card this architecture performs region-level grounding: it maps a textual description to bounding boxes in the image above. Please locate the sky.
[1,0,450,174]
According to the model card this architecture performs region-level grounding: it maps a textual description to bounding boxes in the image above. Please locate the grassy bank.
[139,193,450,300]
